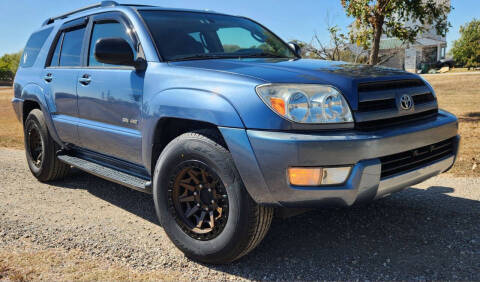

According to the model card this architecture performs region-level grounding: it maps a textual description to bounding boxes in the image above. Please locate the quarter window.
[59,27,86,67]
[88,21,136,67]
[20,27,53,68]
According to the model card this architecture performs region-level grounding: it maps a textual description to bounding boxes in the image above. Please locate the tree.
[341,0,451,65]
[0,51,22,80]
[312,26,349,61]
[294,24,368,63]
[451,19,480,68]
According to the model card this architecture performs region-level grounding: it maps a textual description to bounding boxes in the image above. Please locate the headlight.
[256,84,353,124]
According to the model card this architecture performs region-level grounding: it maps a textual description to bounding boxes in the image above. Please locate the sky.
[0,0,478,57]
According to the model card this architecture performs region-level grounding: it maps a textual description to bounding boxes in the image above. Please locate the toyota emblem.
[400,94,413,110]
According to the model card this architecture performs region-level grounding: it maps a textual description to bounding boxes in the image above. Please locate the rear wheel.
[153,129,273,264]
[24,109,70,181]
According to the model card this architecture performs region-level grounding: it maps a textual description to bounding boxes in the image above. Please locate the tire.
[24,109,70,182]
[153,129,273,264]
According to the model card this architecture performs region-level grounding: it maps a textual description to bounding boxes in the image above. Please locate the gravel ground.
[1,148,479,280]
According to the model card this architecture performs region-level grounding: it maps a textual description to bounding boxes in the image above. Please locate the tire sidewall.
[153,134,251,263]
[24,110,54,180]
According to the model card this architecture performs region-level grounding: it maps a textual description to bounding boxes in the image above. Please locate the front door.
[76,13,144,164]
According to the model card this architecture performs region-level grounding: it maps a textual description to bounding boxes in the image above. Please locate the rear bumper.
[220,110,459,207]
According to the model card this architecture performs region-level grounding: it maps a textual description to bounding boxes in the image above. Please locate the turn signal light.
[288,168,323,186]
[288,167,351,186]
[270,97,286,116]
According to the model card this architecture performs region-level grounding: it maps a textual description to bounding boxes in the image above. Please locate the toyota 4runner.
[12,1,459,264]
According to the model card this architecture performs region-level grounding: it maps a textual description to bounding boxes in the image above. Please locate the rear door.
[76,12,144,164]
[43,18,88,145]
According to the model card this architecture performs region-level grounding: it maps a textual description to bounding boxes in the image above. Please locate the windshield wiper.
[169,52,293,62]
[238,53,292,59]
[169,54,242,62]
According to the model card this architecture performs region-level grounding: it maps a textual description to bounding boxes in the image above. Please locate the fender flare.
[21,83,64,147]
[142,87,245,172]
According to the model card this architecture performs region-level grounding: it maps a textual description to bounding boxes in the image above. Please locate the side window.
[217,27,263,53]
[188,32,209,53]
[49,33,64,67]
[20,27,53,68]
[88,21,136,67]
[59,27,86,67]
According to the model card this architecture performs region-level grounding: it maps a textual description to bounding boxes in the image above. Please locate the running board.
[58,155,152,194]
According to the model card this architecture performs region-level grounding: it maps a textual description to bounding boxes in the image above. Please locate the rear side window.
[59,27,86,67]
[49,33,64,67]
[20,27,53,68]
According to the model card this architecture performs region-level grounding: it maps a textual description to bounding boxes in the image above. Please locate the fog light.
[288,167,351,186]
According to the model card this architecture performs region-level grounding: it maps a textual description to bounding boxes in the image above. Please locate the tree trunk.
[368,16,385,65]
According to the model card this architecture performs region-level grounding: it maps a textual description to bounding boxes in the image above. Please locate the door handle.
[78,74,91,85]
[43,73,53,83]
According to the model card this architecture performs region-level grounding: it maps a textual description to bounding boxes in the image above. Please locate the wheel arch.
[141,87,245,175]
[22,100,41,124]
[20,83,64,147]
[148,117,227,176]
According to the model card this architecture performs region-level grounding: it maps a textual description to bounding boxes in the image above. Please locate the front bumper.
[220,110,459,207]
[11,97,23,122]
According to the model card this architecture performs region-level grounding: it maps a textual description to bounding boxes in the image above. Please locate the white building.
[379,0,450,72]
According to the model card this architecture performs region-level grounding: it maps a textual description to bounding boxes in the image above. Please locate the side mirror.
[134,57,147,72]
[288,42,302,58]
[95,38,146,71]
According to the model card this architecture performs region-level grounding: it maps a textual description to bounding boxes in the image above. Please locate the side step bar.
[58,155,152,194]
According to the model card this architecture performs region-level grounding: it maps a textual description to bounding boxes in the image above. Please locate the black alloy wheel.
[27,125,44,168]
[169,161,229,240]
[153,129,274,264]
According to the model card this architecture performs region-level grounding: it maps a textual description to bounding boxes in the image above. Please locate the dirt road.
[1,148,479,280]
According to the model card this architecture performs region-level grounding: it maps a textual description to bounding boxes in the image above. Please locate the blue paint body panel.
[76,68,144,164]
[12,4,459,207]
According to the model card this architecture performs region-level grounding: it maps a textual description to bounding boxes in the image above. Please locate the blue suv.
[12,1,459,263]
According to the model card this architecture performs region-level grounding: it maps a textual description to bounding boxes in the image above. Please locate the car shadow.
[51,171,480,280]
[459,111,480,122]
[51,169,159,224]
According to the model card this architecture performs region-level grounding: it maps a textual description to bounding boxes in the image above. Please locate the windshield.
[139,10,297,61]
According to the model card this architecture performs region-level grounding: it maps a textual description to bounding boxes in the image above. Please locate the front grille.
[357,93,435,113]
[355,79,438,130]
[380,138,455,178]
[412,93,435,104]
[358,79,425,92]
[358,98,396,112]
[355,109,438,131]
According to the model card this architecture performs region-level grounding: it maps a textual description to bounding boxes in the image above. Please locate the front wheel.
[153,129,273,264]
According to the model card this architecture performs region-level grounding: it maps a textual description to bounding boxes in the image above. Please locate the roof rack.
[41,1,154,26]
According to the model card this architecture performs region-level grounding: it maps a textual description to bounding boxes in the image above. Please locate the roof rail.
[42,1,119,26]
